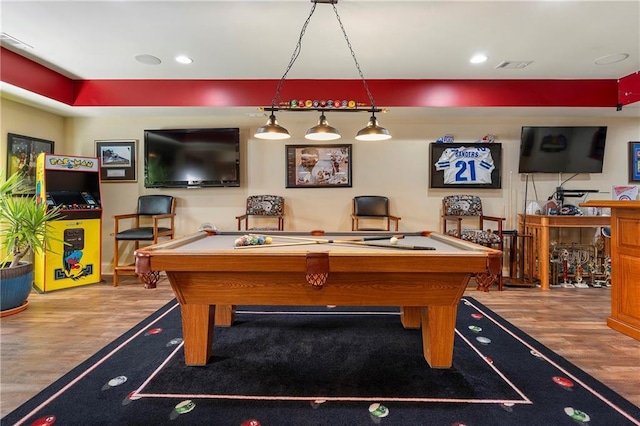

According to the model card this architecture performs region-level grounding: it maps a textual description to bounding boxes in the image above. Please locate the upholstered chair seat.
[442,194,504,290]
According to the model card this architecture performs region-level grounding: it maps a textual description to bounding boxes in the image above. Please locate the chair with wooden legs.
[235,195,285,231]
[113,195,176,286]
[442,194,505,290]
[351,195,401,231]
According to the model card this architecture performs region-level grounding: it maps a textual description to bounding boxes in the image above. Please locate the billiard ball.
[390,237,398,245]
[265,236,273,244]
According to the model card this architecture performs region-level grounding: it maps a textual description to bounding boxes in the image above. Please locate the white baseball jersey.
[435,146,495,184]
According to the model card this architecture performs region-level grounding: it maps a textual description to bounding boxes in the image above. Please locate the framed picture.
[429,142,502,189]
[285,144,352,188]
[6,133,55,194]
[629,141,640,182]
[96,139,137,182]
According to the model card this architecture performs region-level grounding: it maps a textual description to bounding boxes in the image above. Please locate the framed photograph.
[285,144,352,188]
[429,142,502,189]
[96,139,137,182]
[629,141,640,182]
[6,133,55,194]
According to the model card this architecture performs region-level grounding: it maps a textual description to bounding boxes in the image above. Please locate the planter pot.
[0,261,34,314]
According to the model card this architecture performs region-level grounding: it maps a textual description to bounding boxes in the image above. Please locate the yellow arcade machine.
[34,153,102,292]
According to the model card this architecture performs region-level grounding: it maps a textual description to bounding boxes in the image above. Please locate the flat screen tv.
[518,126,607,174]
[144,128,240,188]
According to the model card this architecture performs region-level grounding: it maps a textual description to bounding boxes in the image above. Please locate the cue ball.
[390,237,398,245]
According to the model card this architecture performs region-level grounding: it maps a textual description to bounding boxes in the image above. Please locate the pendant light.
[254,0,391,141]
[355,113,391,141]
[254,114,290,140]
[305,113,340,140]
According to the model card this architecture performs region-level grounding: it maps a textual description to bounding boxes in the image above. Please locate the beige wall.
[3,99,639,273]
[1,99,68,170]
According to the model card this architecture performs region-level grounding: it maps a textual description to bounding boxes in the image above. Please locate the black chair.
[351,196,401,231]
[236,195,285,231]
[113,195,176,286]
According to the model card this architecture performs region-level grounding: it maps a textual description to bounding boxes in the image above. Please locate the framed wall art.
[429,142,502,189]
[285,144,352,188]
[96,139,137,182]
[6,133,55,194]
[628,141,640,183]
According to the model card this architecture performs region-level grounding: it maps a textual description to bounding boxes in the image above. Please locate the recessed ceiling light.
[175,55,193,64]
[470,53,488,64]
[595,53,629,65]
[135,54,161,65]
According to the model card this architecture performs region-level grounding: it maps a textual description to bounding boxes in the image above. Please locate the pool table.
[135,230,501,368]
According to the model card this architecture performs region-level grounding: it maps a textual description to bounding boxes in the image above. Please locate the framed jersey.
[430,142,502,189]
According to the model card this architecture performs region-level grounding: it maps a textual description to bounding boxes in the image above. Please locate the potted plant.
[0,171,62,316]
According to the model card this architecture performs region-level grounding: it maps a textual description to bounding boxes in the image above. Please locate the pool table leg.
[421,305,456,368]
[181,304,215,366]
[400,306,421,328]
[214,304,235,327]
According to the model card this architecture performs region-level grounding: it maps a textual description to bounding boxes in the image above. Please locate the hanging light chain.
[269,1,378,111]
[332,3,375,109]
[270,2,318,108]
[257,1,390,140]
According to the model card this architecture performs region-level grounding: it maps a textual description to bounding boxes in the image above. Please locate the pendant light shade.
[305,114,341,141]
[355,114,392,141]
[254,114,291,140]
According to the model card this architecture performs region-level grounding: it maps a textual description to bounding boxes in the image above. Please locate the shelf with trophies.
[549,238,610,288]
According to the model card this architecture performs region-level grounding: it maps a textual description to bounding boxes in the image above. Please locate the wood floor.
[1,277,639,418]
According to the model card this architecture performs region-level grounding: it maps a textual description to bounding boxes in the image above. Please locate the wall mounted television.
[518,126,607,174]
[144,128,240,188]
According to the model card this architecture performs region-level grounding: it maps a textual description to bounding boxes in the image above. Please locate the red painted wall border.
[1,47,633,109]
[72,78,618,108]
[619,71,640,106]
[1,48,75,105]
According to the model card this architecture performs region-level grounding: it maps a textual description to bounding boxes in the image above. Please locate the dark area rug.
[3,299,639,426]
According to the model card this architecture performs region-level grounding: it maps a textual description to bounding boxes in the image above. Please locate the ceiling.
[1,0,639,118]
